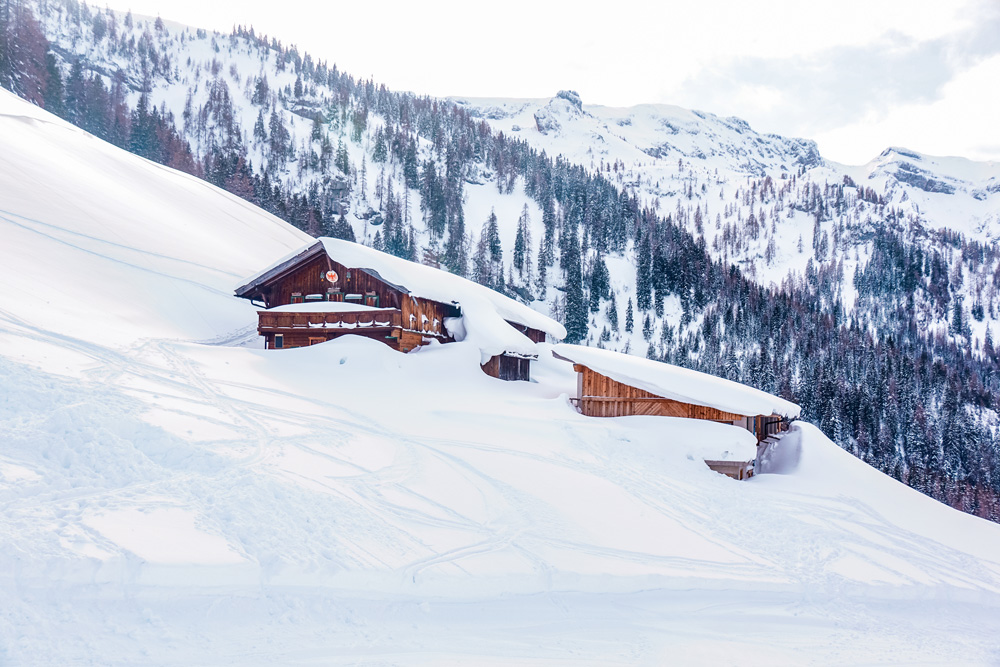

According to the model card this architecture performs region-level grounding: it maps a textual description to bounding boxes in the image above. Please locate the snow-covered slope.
[3,88,1000,665]
[0,87,309,353]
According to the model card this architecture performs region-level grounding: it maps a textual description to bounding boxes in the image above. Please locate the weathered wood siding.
[505,321,547,344]
[575,365,746,421]
[259,309,401,331]
[401,295,453,339]
[704,459,755,480]
[258,307,434,352]
[258,257,405,310]
[481,355,531,381]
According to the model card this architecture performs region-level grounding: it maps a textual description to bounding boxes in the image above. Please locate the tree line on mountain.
[3,0,998,521]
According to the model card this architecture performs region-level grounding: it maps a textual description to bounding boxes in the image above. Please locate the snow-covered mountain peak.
[532,89,587,135]
[864,145,1000,196]
[456,93,823,178]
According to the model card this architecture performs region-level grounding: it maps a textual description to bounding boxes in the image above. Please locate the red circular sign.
[326,270,339,283]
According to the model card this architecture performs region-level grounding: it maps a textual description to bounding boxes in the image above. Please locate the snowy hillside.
[21,1,1000,357]
[458,93,1000,330]
[3,84,1000,665]
[7,0,1000,545]
[0,87,308,351]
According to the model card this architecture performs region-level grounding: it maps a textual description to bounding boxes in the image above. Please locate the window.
[291,293,304,304]
[308,337,325,346]
[274,334,284,349]
[364,293,379,307]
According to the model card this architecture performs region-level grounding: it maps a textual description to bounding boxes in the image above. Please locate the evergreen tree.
[403,138,419,188]
[326,211,355,242]
[63,58,85,122]
[372,126,387,163]
[335,138,349,174]
[563,224,588,343]
[473,210,503,290]
[589,255,609,313]
[444,207,467,276]
[513,204,532,279]
[42,52,63,117]
[949,296,966,337]
[513,223,526,274]
[636,233,652,311]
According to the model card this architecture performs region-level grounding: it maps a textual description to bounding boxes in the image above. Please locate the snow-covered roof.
[237,238,566,361]
[554,344,801,419]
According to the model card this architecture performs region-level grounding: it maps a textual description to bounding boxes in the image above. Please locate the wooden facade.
[703,459,755,480]
[236,243,548,380]
[574,364,746,421]
[257,309,426,352]
[481,354,532,382]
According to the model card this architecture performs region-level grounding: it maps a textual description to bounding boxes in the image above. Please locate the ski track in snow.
[4,314,1000,663]
[2,86,1000,664]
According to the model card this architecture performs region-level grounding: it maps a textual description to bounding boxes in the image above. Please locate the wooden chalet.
[553,344,800,480]
[235,238,564,381]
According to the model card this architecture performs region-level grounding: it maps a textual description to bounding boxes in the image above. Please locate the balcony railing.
[258,309,402,331]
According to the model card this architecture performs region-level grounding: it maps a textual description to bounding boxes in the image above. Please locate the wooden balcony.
[258,308,402,332]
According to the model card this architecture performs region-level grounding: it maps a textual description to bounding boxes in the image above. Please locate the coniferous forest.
[2,0,999,520]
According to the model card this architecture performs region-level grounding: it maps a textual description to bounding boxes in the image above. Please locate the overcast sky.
[103,0,999,165]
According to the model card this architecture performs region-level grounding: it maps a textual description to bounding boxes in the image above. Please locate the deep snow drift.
[2,91,1000,665]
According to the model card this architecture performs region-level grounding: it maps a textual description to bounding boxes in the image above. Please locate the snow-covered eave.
[234,240,326,297]
[554,344,801,419]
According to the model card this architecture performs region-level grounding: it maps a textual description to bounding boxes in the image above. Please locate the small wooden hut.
[235,238,565,380]
[553,344,800,479]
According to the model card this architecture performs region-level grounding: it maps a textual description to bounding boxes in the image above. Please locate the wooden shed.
[235,238,564,380]
[554,344,801,479]
[571,362,786,442]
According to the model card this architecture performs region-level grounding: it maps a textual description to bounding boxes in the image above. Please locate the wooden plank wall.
[262,257,406,310]
[505,321,547,344]
[704,459,754,480]
[262,254,328,306]
[401,295,453,339]
[576,365,746,421]
[481,355,531,381]
[258,310,402,330]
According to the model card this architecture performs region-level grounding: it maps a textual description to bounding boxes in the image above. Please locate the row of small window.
[290,291,379,307]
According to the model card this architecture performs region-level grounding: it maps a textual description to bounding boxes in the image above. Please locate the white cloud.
[814,54,1000,164]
